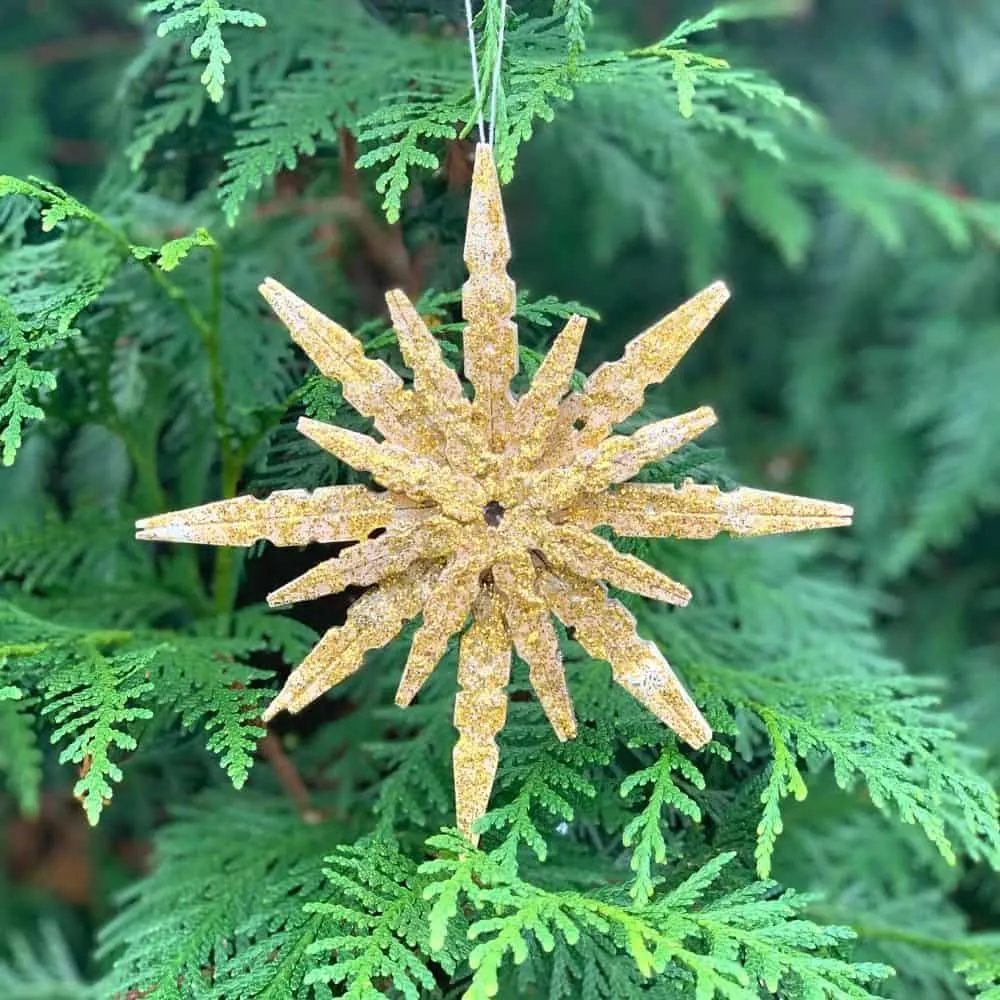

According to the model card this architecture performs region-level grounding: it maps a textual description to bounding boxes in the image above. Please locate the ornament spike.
[453,594,511,844]
[494,556,577,740]
[136,486,395,547]
[385,288,486,469]
[265,521,452,608]
[561,281,731,448]
[395,552,485,706]
[509,313,587,469]
[385,289,469,413]
[597,407,719,487]
[263,568,434,720]
[524,406,718,515]
[541,571,711,749]
[296,417,486,521]
[565,482,854,538]
[462,143,518,448]
[259,278,419,447]
[535,522,692,607]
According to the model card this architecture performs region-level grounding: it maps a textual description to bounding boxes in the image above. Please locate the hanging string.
[463,0,487,144]
[487,0,507,147]
[463,0,508,147]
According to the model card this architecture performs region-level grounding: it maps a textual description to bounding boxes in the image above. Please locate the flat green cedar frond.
[0,685,42,816]
[748,669,999,878]
[0,175,98,232]
[0,236,123,465]
[132,225,217,272]
[731,151,815,267]
[217,276,299,430]
[957,943,1000,999]
[97,790,341,999]
[553,0,595,56]
[126,0,346,174]
[0,921,90,1000]
[777,808,998,998]
[146,633,271,788]
[0,600,279,806]
[0,507,139,592]
[674,80,809,162]
[762,128,1000,261]
[356,97,462,223]
[620,738,729,905]
[0,299,51,467]
[513,929,658,999]
[0,601,127,658]
[886,324,1000,576]
[480,700,610,866]
[305,839,461,999]
[515,291,600,331]
[42,645,157,825]
[352,10,813,219]
[125,56,213,171]
[0,182,209,468]
[134,0,453,222]
[496,14,810,165]
[132,608,308,788]
[219,63,350,224]
[129,4,813,226]
[472,614,731,871]
[658,8,727,46]
[226,605,319,666]
[421,834,890,1000]
[646,539,1000,877]
[529,67,812,269]
[369,695,457,835]
[211,865,336,999]
[883,901,1000,997]
[143,0,266,102]
[217,0,442,222]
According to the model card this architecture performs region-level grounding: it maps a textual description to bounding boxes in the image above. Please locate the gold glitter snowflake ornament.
[136,144,852,841]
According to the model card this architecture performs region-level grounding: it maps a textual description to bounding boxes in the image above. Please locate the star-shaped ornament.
[137,144,851,840]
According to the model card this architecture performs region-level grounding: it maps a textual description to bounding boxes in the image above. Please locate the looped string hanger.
[464,0,509,147]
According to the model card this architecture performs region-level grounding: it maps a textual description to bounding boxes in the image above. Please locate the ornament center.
[483,500,506,527]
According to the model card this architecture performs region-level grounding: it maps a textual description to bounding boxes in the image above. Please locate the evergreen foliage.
[2,1,999,998]
[0,922,89,1000]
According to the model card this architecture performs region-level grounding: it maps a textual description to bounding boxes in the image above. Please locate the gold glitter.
[539,570,712,749]
[136,144,853,840]
[531,521,692,606]
[384,289,485,470]
[494,552,576,742]
[520,406,719,513]
[462,143,517,449]
[260,278,423,451]
[558,281,730,451]
[454,592,510,842]
[508,314,587,471]
[266,516,459,608]
[396,545,487,707]
[134,485,396,546]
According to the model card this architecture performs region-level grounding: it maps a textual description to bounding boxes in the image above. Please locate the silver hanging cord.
[464,0,508,147]
[463,0,487,144]
[487,0,507,146]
